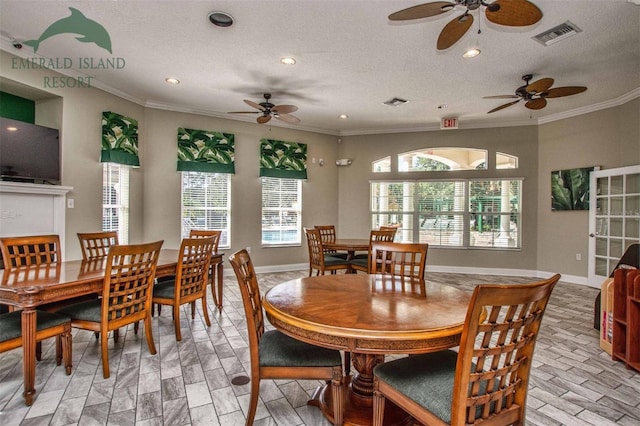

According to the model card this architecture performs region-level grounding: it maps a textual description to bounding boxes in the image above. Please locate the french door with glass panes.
[588,165,640,286]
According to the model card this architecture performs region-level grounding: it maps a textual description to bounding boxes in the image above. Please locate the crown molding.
[538,87,640,125]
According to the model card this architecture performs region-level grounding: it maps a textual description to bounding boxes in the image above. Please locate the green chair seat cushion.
[328,252,349,260]
[58,299,102,322]
[259,330,342,368]
[352,253,368,260]
[350,257,368,268]
[373,350,458,423]
[0,310,70,342]
[323,255,350,267]
[153,279,176,299]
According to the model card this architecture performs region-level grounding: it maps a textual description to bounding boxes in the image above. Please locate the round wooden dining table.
[262,273,472,426]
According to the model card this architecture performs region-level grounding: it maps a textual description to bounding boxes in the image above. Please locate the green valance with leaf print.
[177,128,235,173]
[101,111,139,166]
[259,139,307,179]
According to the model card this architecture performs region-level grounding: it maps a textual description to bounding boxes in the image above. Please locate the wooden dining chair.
[0,235,61,268]
[155,229,221,315]
[77,231,119,260]
[152,237,215,341]
[372,274,560,426]
[0,310,73,375]
[58,240,164,378]
[314,225,348,259]
[368,241,428,280]
[304,228,350,276]
[350,229,397,273]
[228,249,344,426]
[0,235,72,361]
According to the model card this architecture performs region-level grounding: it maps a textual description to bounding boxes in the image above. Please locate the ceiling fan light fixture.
[208,11,234,28]
[463,48,481,58]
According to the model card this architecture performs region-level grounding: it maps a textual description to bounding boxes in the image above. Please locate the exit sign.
[440,117,458,129]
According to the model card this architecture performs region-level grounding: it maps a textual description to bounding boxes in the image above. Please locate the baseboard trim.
[231,263,593,287]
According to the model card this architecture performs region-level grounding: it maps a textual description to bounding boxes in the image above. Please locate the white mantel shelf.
[0,181,73,252]
[0,181,73,196]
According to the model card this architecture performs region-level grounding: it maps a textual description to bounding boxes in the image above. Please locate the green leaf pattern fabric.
[177,128,235,173]
[259,138,307,179]
[101,111,139,166]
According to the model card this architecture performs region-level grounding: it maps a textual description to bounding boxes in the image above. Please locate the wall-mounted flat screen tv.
[0,117,60,184]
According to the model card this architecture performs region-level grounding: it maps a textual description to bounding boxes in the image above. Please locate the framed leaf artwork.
[551,166,596,211]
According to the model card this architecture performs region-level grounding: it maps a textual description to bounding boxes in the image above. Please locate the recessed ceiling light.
[339,114,349,119]
[165,77,180,85]
[6,126,18,132]
[463,48,481,58]
[280,57,296,65]
[208,11,234,28]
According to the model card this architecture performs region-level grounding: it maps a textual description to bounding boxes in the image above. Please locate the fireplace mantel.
[0,181,73,252]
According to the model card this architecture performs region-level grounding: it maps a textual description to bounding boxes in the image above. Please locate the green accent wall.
[0,91,35,123]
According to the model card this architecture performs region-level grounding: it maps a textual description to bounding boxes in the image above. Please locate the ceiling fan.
[228,93,300,124]
[484,74,587,113]
[388,0,543,50]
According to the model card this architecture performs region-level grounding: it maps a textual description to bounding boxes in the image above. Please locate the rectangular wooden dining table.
[0,249,223,406]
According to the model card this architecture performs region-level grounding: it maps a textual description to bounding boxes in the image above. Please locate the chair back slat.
[305,228,326,270]
[452,274,560,424]
[102,241,163,327]
[228,250,265,356]
[175,237,215,301]
[188,229,222,252]
[77,232,118,261]
[0,235,61,269]
[369,241,428,280]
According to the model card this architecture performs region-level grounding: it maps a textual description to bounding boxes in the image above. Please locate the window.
[496,152,518,169]
[102,163,129,243]
[372,156,391,173]
[398,148,487,171]
[371,179,522,249]
[181,172,231,247]
[261,177,302,246]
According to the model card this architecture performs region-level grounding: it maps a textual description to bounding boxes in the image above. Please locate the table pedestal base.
[309,379,412,426]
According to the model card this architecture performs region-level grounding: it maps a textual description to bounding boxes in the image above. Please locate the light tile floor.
[0,270,638,425]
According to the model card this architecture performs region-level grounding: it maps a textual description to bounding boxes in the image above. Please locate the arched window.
[398,148,488,172]
[372,156,391,173]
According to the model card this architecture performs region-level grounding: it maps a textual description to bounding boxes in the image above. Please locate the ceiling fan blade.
[388,2,454,21]
[525,98,547,110]
[543,86,587,98]
[483,95,520,99]
[275,114,301,124]
[526,77,554,94]
[485,0,543,27]
[272,105,298,114]
[487,99,520,113]
[257,115,271,124]
[437,13,473,50]
[244,99,266,111]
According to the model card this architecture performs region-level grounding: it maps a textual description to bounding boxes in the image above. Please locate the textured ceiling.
[1,0,638,135]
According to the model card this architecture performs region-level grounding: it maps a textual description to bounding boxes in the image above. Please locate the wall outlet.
[67,198,74,208]
[246,246,251,254]
[575,253,582,261]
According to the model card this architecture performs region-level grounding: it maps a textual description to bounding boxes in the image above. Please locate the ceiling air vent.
[532,21,582,46]
[384,97,408,106]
